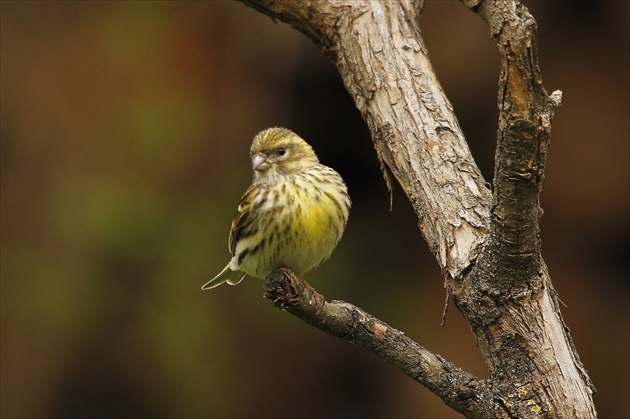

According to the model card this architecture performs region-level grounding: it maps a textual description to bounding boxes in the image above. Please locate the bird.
[202,127,351,290]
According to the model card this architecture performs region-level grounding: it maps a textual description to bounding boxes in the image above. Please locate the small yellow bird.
[202,127,351,290]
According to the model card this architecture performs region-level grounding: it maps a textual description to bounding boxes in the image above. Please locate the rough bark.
[238,0,597,417]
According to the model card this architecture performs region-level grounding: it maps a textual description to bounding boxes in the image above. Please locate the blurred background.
[1,1,627,418]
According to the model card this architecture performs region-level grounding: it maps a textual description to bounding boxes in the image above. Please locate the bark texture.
[238,0,597,417]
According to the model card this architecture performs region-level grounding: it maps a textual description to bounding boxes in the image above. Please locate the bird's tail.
[202,264,247,290]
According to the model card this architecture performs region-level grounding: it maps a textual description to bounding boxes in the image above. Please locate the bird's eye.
[277,147,286,156]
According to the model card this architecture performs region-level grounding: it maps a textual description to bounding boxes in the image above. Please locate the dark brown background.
[1,1,627,418]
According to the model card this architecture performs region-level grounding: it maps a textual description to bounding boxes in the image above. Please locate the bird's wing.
[228,185,258,256]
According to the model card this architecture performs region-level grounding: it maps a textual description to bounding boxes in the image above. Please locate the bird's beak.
[252,153,268,171]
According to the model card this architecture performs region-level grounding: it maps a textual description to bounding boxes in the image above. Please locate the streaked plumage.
[202,127,350,290]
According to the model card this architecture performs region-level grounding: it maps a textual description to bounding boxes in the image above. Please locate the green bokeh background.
[1,1,628,418]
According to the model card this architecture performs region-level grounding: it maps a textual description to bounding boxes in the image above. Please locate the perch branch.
[264,268,497,417]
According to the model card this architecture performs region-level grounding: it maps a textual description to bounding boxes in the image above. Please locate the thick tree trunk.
[239,0,597,417]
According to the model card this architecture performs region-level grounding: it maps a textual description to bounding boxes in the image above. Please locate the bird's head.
[250,127,319,182]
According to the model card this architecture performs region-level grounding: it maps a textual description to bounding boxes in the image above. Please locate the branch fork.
[238,0,597,417]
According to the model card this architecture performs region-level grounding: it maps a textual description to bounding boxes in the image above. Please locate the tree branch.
[237,0,597,417]
[464,0,563,292]
[242,0,493,280]
[447,2,597,416]
[263,268,496,417]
